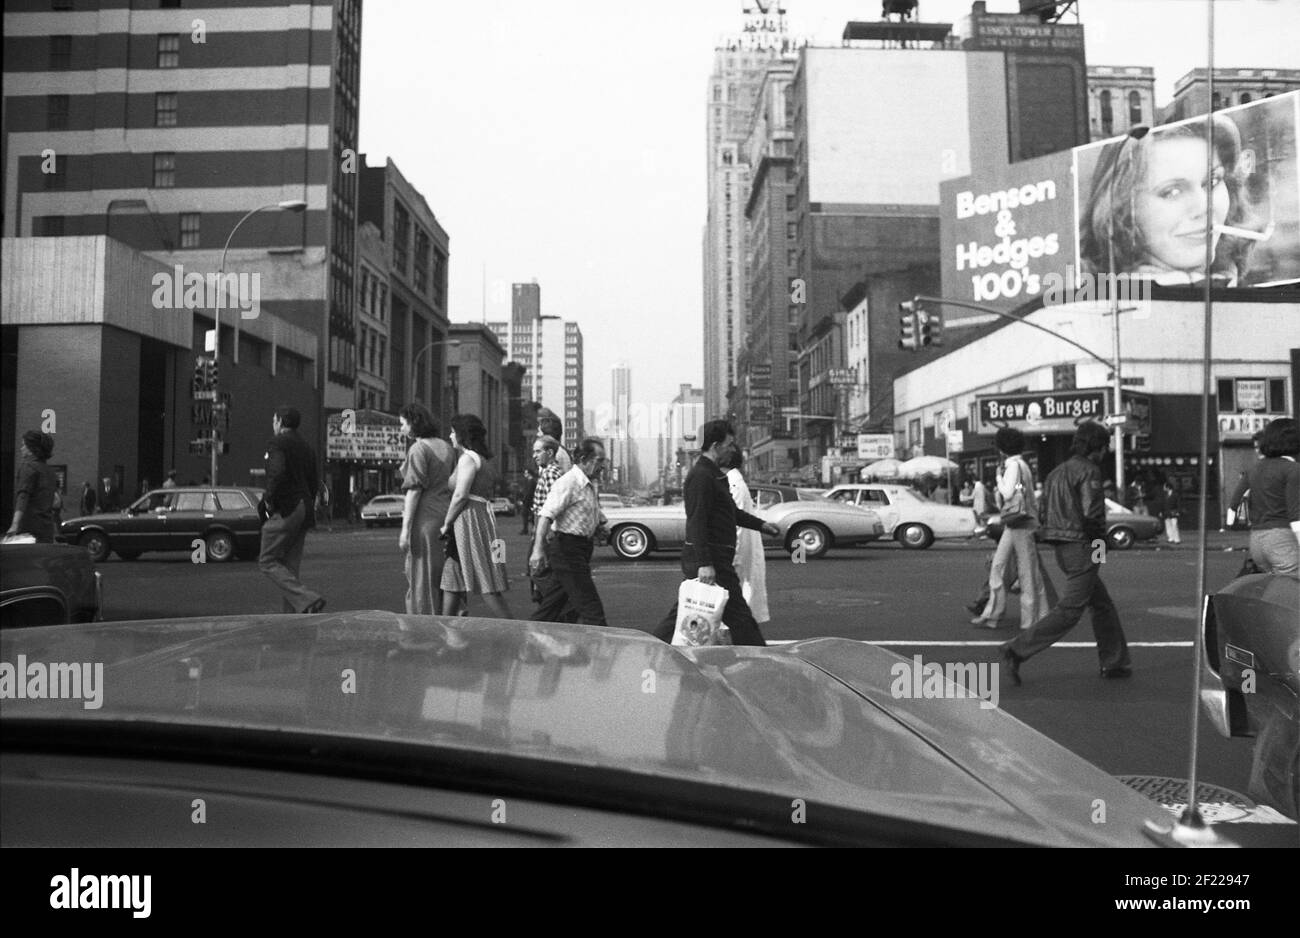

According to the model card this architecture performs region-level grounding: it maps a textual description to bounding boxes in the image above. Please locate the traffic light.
[898,301,918,351]
[208,358,219,387]
[918,308,943,347]
[192,357,207,393]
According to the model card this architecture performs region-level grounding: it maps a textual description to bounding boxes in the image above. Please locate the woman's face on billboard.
[1134,135,1229,273]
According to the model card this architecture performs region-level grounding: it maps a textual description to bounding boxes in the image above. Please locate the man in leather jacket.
[1001,421,1130,685]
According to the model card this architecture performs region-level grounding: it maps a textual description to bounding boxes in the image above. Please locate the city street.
[97,523,1270,810]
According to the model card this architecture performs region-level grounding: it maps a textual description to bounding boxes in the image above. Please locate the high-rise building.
[660,383,705,490]
[2,0,363,409]
[610,362,634,488]
[736,59,797,479]
[1,0,361,496]
[703,9,791,420]
[357,155,451,417]
[447,323,508,469]
[487,283,584,452]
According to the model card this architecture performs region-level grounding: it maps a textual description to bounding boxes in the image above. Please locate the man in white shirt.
[529,438,610,626]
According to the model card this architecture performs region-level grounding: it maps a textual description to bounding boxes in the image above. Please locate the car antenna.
[1166,16,1234,847]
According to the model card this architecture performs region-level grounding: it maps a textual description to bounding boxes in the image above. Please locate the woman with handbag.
[972,427,1051,629]
[440,414,514,618]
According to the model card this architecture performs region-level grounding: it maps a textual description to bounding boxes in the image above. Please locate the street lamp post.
[1105,126,1150,500]
[210,199,307,485]
[409,339,461,424]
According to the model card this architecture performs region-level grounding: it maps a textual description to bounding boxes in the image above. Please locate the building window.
[42,154,67,189]
[155,92,178,127]
[157,34,180,68]
[1127,90,1142,125]
[378,337,385,378]
[1099,89,1113,136]
[46,94,70,130]
[786,222,797,240]
[50,36,72,70]
[413,228,430,294]
[392,204,409,274]
[152,152,176,188]
[179,212,200,248]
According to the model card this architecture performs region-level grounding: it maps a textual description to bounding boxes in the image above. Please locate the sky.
[358,0,1298,467]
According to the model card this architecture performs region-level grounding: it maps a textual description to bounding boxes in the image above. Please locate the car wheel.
[787,522,830,559]
[896,523,934,550]
[79,531,110,563]
[115,550,142,561]
[1107,526,1135,551]
[205,530,236,563]
[611,525,653,560]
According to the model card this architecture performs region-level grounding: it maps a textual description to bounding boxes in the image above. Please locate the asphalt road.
[95,521,1294,839]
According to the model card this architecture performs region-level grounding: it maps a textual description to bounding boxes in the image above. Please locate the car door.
[166,491,216,550]
[119,491,174,550]
[863,488,900,534]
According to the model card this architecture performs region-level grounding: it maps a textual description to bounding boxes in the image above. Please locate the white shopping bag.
[671,578,732,647]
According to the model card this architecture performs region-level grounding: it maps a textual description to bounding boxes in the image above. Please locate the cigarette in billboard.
[1214,222,1275,242]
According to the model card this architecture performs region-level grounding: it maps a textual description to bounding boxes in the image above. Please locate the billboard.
[1074,92,1300,287]
[941,149,1075,305]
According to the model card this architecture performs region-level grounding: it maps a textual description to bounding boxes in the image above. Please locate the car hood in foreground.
[0,613,1173,846]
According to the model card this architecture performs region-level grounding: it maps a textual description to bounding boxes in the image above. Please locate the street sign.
[1120,377,1145,386]
[945,430,964,452]
[857,434,894,459]
[828,368,856,386]
[192,390,217,402]
[1101,413,1128,428]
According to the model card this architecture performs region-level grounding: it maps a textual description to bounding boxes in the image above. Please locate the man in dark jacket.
[258,405,325,613]
[1001,421,1130,685]
[652,419,779,646]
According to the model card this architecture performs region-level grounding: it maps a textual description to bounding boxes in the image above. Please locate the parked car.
[491,497,516,516]
[599,493,629,511]
[0,612,1185,846]
[822,484,980,550]
[0,541,103,628]
[56,487,265,563]
[1199,571,1300,821]
[983,498,1161,550]
[361,494,405,528]
[603,484,884,560]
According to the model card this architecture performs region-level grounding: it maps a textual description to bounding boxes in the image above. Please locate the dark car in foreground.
[57,487,264,563]
[983,498,1162,550]
[1200,572,1300,821]
[0,542,103,628]
[0,611,1197,846]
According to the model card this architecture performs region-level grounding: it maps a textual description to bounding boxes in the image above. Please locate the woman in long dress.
[440,413,514,619]
[723,448,769,624]
[398,404,453,615]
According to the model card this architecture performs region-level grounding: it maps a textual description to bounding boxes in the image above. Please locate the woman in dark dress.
[6,430,58,543]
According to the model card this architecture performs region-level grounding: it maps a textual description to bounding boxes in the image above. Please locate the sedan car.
[1199,571,1300,821]
[983,498,1161,550]
[0,612,1187,846]
[0,541,103,628]
[491,497,516,516]
[822,484,980,549]
[361,494,406,527]
[57,487,265,563]
[603,484,884,560]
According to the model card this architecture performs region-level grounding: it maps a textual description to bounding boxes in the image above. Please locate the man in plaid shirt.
[529,438,610,626]
[529,435,578,622]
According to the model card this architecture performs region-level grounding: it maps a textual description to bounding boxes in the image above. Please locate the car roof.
[0,613,1168,846]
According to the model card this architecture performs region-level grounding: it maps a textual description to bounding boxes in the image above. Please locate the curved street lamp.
[410,339,461,429]
[210,199,308,485]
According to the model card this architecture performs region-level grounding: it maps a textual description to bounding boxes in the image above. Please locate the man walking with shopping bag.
[652,420,780,647]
